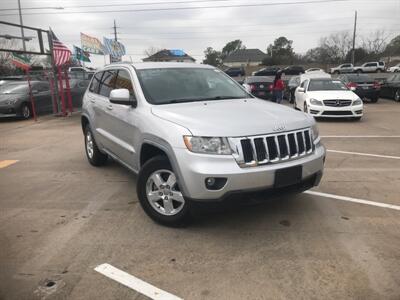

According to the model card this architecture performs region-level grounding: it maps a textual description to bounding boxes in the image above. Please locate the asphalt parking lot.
[1,99,400,300]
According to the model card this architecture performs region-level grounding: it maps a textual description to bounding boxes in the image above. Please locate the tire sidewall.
[84,125,107,166]
[137,156,191,226]
[395,89,400,102]
[21,103,31,119]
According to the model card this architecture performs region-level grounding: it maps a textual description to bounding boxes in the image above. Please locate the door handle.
[106,104,113,110]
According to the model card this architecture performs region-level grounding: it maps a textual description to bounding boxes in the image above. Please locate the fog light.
[356,110,363,114]
[205,177,227,190]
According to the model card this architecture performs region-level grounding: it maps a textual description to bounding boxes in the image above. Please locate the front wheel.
[394,89,400,102]
[137,156,191,226]
[357,70,363,74]
[20,103,31,119]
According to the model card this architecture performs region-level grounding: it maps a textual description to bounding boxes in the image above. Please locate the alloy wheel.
[395,90,400,102]
[86,131,94,159]
[145,170,185,216]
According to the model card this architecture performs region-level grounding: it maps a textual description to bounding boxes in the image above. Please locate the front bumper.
[0,106,18,117]
[173,143,325,201]
[308,103,363,118]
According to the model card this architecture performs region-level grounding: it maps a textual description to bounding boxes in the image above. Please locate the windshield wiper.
[198,96,246,101]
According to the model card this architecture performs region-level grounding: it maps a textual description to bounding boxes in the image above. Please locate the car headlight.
[311,124,319,141]
[310,98,323,106]
[5,99,17,105]
[352,98,363,106]
[183,136,232,155]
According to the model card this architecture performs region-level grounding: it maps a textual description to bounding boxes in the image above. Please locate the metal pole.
[17,0,26,51]
[351,10,357,65]
[48,30,60,114]
[110,20,118,63]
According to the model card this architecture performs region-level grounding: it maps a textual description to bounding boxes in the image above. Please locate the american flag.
[50,29,71,66]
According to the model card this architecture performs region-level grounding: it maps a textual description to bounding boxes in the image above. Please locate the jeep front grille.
[231,129,314,167]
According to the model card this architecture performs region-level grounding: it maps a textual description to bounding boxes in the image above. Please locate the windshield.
[308,79,348,91]
[0,83,29,94]
[136,68,250,104]
[346,74,370,82]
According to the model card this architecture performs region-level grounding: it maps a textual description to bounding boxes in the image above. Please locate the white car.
[305,68,325,73]
[294,77,363,120]
[388,63,400,73]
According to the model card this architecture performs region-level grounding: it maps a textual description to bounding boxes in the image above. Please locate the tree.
[318,31,353,63]
[221,39,245,59]
[361,30,390,59]
[202,47,222,67]
[345,47,369,64]
[384,35,400,56]
[265,36,295,65]
[144,46,161,57]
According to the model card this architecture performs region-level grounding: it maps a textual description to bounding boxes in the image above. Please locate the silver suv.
[81,62,326,226]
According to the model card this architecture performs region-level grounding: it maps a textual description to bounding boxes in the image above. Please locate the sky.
[0,0,399,68]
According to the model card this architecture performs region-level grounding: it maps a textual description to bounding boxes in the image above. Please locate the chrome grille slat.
[323,99,352,107]
[235,128,315,167]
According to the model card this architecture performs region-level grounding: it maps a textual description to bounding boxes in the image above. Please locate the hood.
[151,98,313,137]
[306,90,358,100]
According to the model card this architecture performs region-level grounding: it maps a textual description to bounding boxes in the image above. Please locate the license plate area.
[274,166,302,188]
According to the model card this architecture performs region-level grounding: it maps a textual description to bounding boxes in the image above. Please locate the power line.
[0,0,351,16]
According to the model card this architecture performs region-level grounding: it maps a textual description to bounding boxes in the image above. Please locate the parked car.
[330,63,354,74]
[388,63,400,73]
[81,62,325,226]
[294,77,363,120]
[0,81,53,119]
[284,75,301,103]
[252,66,280,76]
[337,74,380,102]
[353,62,385,73]
[65,78,91,107]
[281,66,305,75]
[224,67,245,77]
[242,76,273,100]
[379,74,400,101]
[305,68,324,73]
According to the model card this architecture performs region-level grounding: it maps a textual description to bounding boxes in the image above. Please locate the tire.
[395,89,400,102]
[334,71,340,75]
[20,103,31,119]
[370,97,378,103]
[356,69,363,74]
[84,125,108,166]
[376,69,382,73]
[137,156,191,226]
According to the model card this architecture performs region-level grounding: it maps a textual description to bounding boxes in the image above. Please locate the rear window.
[346,74,370,82]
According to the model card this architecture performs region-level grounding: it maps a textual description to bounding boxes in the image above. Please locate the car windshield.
[308,79,348,91]
[0,83,29,94]
[346,74,370,82]
[136,68,250,104]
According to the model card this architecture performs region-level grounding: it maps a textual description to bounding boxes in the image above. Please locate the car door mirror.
[109,88,135,106]
[297,87,305,93]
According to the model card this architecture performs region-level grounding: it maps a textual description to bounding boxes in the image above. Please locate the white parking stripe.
[327,149,400,160]
[321,136,400,138]
[304,191,400,211]
[95,264,183,300]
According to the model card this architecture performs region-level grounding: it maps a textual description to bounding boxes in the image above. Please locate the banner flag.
[73,45,91,62]
[10,53,31,70]
[81,32,104,55]
[103,37,126,58]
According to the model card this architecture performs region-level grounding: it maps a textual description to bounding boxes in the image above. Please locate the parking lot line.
[305,191,400,211]
[327,149,400,160]
[321,136,400,138]
[0,160,19,169]
[94,263,183,300]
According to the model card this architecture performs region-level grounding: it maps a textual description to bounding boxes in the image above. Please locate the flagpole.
[48,28,60,114]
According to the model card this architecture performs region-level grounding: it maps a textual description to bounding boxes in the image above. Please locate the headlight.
[311,124,319,141]
[310,98,323,106]
[183,136,232,155]
[352,98,363,106]
[5,99,17,105]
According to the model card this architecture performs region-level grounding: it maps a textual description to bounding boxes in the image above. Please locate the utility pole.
[17,0,26,51]
[351,10,357,65]
[113,19,118,41]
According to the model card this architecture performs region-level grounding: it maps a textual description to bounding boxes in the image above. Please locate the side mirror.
[297,87,305,93]
[109,88,135,106]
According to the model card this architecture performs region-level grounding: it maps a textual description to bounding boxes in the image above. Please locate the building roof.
[224,49,267,63]
[142,49,196,62]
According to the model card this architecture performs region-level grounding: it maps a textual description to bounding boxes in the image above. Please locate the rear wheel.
[395,89,400,102]
[376,69,382,73]
[357,69,363,74]
[334,71,340,75]
[137,156,191,226]
[84,125,108,166]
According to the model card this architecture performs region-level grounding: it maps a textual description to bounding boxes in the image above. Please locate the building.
[143,49,196,63]
[223,49,267,67]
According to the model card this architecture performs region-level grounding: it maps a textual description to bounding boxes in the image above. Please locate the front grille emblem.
[272,123,286,132]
